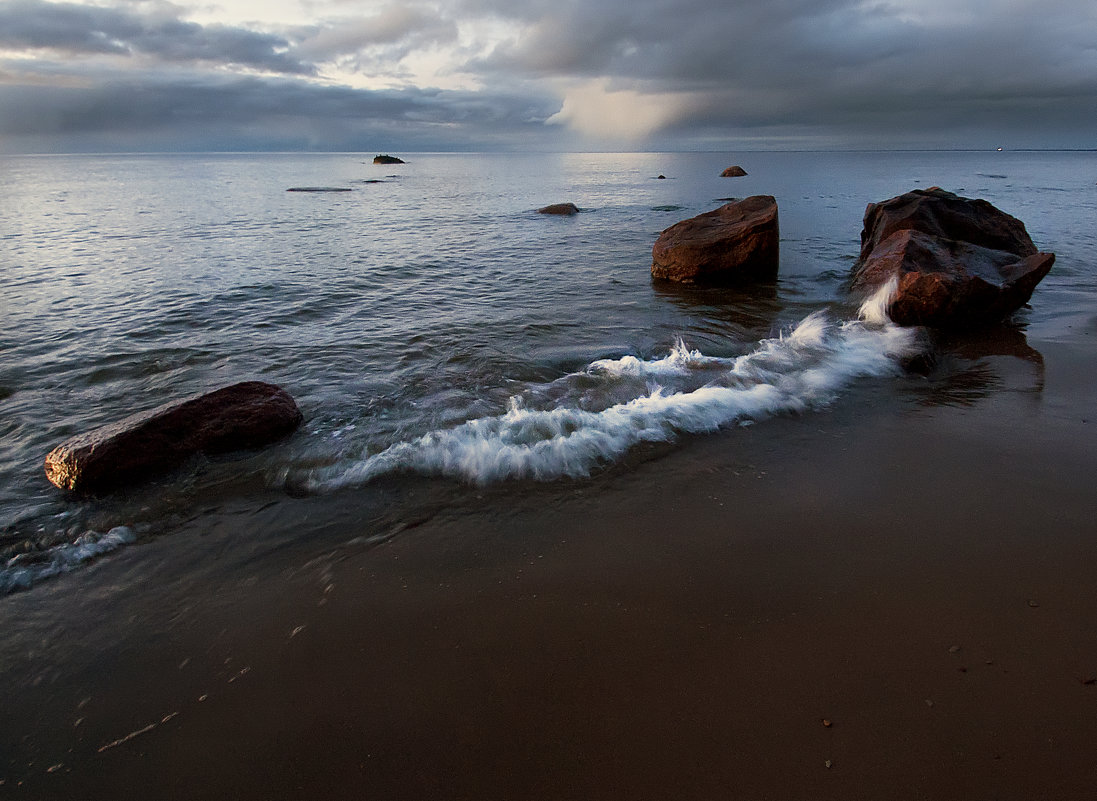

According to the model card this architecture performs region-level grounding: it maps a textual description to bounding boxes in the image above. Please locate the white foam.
[589,338,730,378]
[858,276,899,326]
[292,306,919,493]
[0,526,137,595]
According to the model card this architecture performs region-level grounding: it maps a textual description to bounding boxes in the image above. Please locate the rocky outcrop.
[537,203,580,215]
[851,187,1055,327]
[45,382,303,494]
[373,155,405,164]
[651,196,779,284]
[721,166,747,177]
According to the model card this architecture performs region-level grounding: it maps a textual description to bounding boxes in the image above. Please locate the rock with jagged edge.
[851,187,1054,327]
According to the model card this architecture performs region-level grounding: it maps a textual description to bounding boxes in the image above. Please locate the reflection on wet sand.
[912,322,1046,407]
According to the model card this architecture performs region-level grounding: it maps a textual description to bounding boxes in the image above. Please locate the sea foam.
[1,526,137,595]
[293,285,916,492]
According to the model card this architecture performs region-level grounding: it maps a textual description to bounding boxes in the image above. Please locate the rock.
[286,187,352,192]
[372,155,405,164]
[721,166,747,177]
[45,382,303,494]
[657,174,667,179]
[651,195,779,284]
[851,187,1054,327]
[537,202,580,215]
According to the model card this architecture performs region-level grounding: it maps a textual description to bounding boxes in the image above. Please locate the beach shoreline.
[4,330,1096,800]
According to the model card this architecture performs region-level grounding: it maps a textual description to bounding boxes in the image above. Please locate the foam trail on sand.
[293,287,915,492]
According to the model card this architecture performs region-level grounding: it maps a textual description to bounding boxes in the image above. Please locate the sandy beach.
[4,325,1096,800]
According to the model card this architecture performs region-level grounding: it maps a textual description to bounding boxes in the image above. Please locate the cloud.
[0,70,564,152]
[295,5,458,61]
[0,0,315,74]
[467,0,1097,146]
[546,79,703,142]
[0,0,1095,149]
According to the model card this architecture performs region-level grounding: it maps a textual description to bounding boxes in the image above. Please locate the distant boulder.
[373,155,405,164]
[657,174,667,179]
[45,382,303,494]
[651,195,779,284]
[851,187,1055,327]
[721,166,748,177]
[537,202,580,215]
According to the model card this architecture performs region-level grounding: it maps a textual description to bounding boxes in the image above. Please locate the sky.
[0,0,1094,152]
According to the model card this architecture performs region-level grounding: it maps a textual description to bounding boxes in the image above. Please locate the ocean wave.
[291,284,917,492]
[1,526,137,595]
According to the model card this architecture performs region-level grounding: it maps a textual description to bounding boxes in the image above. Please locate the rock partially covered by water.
[651,195,779,284]
[537,202,580,215]
[851,187,1055,327]
[373,154,405,164]
[45,382,303,494]
[721,166,747,177]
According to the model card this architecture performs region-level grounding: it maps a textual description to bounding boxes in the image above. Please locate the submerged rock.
[651,195,779,284]
[45,382,303,494]
[721,166,748,177]
[537,202,580,215]
[286,187,353,192]
[851,187,1055,327]
[373,155,405,164]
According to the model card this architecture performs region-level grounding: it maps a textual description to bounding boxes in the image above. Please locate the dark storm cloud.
[0,71,564,152]
[467,0,1097,145]
[1,0,1094,149]
[0,0,314,75]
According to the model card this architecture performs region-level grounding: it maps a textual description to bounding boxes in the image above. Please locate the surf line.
[293,280,914,491]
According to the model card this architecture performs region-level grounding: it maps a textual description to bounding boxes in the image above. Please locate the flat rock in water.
[287,187,352,192]
[721,166,748,177]
[537,203,580,215]
[44,382,303,494]
[373,155,405,164]
[651,195,779,284]
[851,187,1055,327]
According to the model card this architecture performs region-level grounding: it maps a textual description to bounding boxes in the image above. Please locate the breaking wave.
[291,285,917,492]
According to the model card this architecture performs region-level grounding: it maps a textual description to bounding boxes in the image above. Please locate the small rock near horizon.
[537,202,580,215]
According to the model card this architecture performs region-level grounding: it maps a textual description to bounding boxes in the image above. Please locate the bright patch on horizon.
[546,79,696,142]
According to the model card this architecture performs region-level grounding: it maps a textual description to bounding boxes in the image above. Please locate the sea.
[2,150,1095,594]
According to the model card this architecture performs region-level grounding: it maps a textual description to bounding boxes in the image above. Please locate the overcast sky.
[0,0,1094,152]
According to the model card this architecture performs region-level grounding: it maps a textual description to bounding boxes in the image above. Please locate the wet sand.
[3,334,1097,800]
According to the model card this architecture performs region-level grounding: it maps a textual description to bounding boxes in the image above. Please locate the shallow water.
[1,150,1095,592]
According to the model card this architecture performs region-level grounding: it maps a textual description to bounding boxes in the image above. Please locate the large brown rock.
[651,195,779,284]
[851,187,1054,327]
[45,381,303,494]
[721,166,747,177]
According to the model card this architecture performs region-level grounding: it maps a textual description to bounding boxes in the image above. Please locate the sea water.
[2,150,1095,592]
